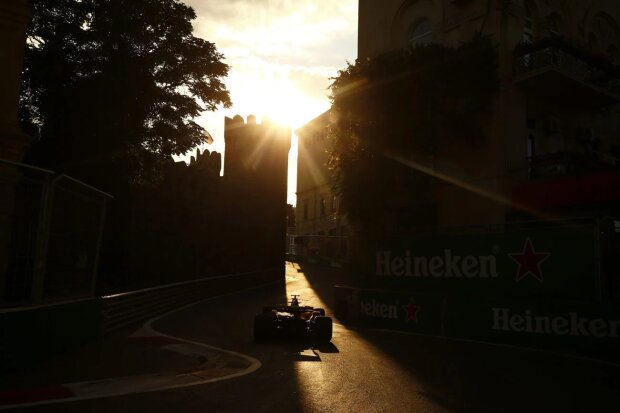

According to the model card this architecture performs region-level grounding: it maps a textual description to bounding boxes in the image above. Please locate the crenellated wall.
[115,114,291,291]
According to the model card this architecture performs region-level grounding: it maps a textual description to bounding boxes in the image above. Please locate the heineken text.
[376,250,499,278]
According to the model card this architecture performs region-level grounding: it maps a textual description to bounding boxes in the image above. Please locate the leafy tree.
[21,0,231,189]
[328,37,499,237]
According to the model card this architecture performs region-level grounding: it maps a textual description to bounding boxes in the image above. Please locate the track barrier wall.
[0,297,101,372]
[335,286,620,363]
[0,267,280,372]
[335,219,620,363]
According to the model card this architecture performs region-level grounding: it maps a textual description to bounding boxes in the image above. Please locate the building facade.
[295,111,349,262]
[358,0,620,226]
[296,111,340,237]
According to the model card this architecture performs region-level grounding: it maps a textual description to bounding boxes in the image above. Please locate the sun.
[254,79,308,128]
[225,67,328,130]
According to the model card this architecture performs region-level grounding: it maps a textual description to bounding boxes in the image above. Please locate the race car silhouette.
[253,295,333,343]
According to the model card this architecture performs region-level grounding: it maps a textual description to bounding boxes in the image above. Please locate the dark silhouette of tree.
[328,36,499,237]
[20,0,231,190]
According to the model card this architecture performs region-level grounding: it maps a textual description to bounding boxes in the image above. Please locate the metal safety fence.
[287,234,349,268]
[0,159,111,306]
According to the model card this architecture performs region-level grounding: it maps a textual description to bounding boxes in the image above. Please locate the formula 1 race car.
[254,295,333,343]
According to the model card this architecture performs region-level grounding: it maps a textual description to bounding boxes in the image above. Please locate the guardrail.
[0,267,282,371]
[0,297,101,372]
[101,268,280,334]
[334,285,620,364]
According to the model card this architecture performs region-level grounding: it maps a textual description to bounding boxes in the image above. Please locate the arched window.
[548,13,562,36]
[589,13,619,58]
[593,15,615,43]
[523,4,534,44]
[409,19,432,47]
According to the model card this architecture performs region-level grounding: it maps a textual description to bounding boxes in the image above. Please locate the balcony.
[513,151,620,210]
[527,150,613,180]
[514,40,620,108]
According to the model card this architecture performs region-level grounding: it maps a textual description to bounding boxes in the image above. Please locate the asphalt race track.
[7,262,620,412]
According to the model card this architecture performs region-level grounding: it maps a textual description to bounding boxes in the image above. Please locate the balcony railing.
[514,44,620,104]
[527,150,617,180]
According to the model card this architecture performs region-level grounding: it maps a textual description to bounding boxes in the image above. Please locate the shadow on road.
[254,340,340,362]
[296,261,620,413]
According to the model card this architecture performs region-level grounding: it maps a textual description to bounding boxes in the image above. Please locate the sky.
[180,0,358,205]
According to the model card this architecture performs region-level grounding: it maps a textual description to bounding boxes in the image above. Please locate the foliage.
[21,0,231,189]
[328,36,499,234]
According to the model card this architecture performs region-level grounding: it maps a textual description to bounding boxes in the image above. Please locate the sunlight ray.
[383,150,562,223]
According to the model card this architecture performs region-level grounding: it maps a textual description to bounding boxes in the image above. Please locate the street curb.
[0,280,281,410]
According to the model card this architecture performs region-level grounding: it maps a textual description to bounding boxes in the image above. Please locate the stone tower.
[223,115,291,272]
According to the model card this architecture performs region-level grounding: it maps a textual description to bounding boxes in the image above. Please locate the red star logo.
[508,238,550,282]
[402,298,420,322]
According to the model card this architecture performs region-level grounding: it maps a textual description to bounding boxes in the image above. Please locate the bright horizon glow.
[180,0,358,205]
[227,67,327,129]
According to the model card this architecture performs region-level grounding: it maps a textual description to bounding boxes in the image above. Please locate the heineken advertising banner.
[335,287,443,335]
[368,225,599,301]
[357,289,443,335]
[333,286,620,363]
[447,296,620,362]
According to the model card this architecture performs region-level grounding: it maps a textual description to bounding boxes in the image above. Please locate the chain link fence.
[0,159,111,305]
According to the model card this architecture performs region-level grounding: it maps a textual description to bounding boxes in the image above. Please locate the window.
[522,4,535,67]
[548,13,561,37]
[607,44,619,63]
[331,194,337,212]
[527,117,536,159]
[303,200,308,221]
[589,32,600,54]
[527,132,536,178]
[523,6,534,44]
[409,19,432,47]
[527,134,536,158]
[590,14,620,57]
[610,144,620,167]
[545,117,560,135]
[320,198,326,217]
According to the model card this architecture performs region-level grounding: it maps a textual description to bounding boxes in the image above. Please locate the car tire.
[254,314,273,340]
[314,316,332,343]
